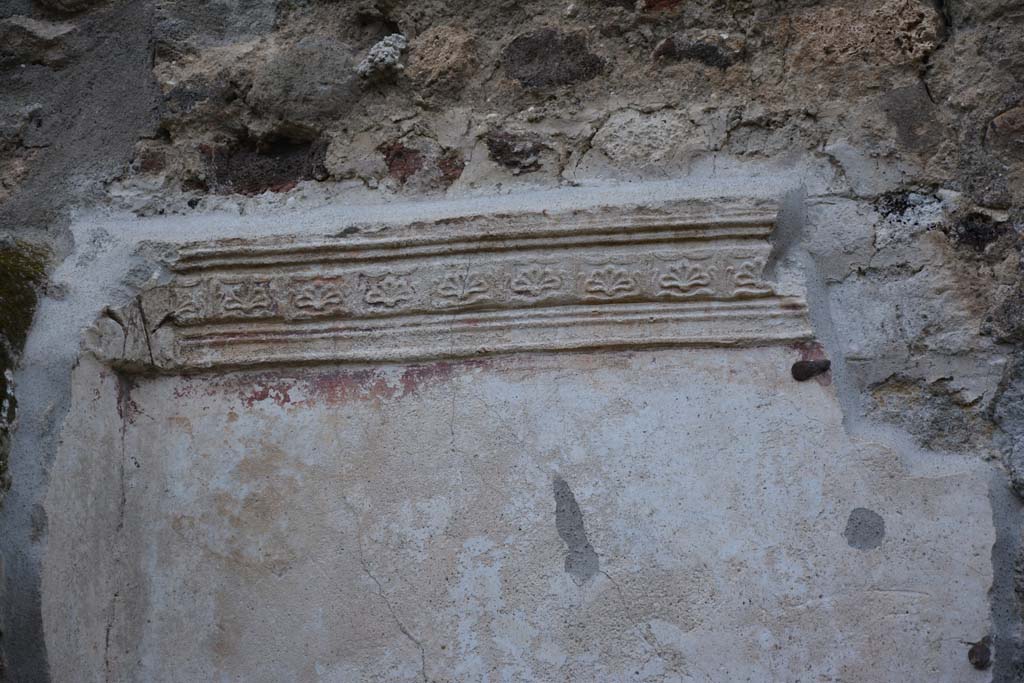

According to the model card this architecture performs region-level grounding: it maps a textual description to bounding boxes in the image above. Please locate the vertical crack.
[103,591,119,683]
[134,296,156,367]
[357,545,428,682]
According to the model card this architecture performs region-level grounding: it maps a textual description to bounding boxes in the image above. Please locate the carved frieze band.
[90,205,813,370]
[165,250,776,326]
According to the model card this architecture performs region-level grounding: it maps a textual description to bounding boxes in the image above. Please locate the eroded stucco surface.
[46,349,993,681]
[2,0,1023,679]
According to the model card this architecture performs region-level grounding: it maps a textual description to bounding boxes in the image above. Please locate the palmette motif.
[292,278,346,314]
[363,273,415,308]
[166,255,779,322]
[434,270,490,306]
[509,265,563,299]
[217,279,274,317]
[657,258,715,298]
[582,265,640,299]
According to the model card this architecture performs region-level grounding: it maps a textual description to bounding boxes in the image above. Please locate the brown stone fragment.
[503,29,605,88]
[407,26,478,96]
[379,142,424,184]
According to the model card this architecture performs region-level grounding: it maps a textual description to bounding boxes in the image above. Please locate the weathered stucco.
[45,348,994,681]
[2,0,1023,679]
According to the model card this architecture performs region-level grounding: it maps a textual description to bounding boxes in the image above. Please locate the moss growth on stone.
[0,240,48,353]
[0,239,49,498]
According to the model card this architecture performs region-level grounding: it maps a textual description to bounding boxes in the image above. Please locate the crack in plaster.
[357,537,428,682]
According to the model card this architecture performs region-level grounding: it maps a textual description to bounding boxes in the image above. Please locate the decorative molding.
[87,202,812,370]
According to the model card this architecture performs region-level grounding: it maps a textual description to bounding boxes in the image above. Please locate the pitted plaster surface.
[5,185,1004,681]
[3,0,1022,676]
[45,346,993,681]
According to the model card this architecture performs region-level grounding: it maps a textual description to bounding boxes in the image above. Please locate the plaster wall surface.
[45,349,993,682]
[2,1,1023,678]
[27,188,999,681]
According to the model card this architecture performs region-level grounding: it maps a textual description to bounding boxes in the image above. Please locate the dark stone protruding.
[968,636,992,670]
[792,359,831,381]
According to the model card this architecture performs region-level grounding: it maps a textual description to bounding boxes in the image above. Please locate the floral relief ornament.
[509,264,563,298]
[728,258,773,295]
[363,273,415,308]
[218,279,274,317]
[171,281,205,323]
[583,265,639,298]
[293,278,346,313]
[434,270,490,305]
[658,258,715,297]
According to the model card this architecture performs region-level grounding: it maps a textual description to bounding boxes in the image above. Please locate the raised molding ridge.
[88,202,813,370]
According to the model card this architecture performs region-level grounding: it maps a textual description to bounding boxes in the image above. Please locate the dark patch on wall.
[503,29,605,88]
[945,212,1010,252]
[843,507,885,550]
[36,0,106,15]
[653,38,737,69]
[553,476,599,583]
[199,135,328,195]
[379,142,424,184]
[875,190,930,219]
[28,503,47,543]
[643,0,684,12]
[437,149,465,186]
[484,131,547,174]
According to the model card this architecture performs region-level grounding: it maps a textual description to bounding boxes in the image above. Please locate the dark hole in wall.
[353,5,401,42]
[197,135,329,195]
[946,212,1010,251]
[875,190,925,218]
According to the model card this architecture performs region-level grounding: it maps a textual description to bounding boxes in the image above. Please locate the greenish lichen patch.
[0,239,49,499]
[0,240,48,353]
